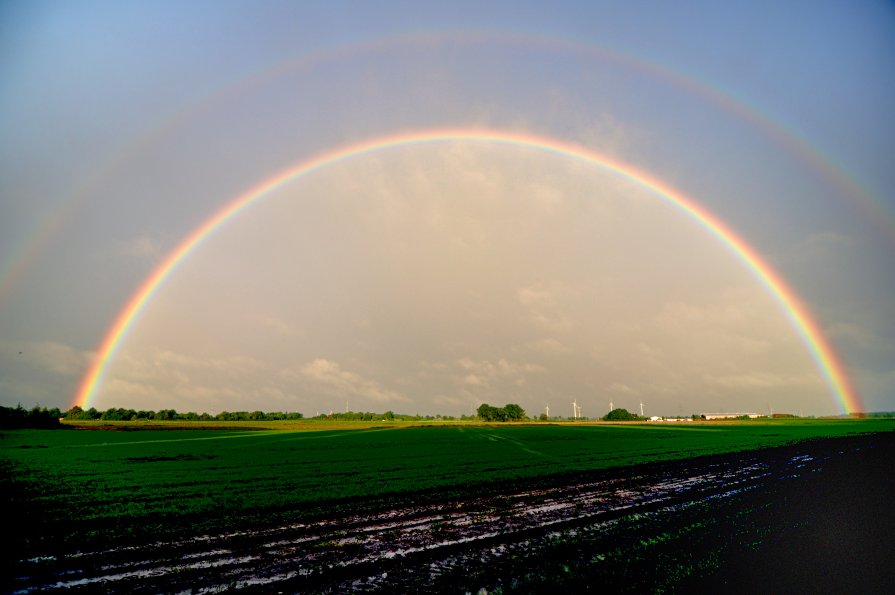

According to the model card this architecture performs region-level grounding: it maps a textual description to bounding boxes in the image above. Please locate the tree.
[502,403,526,421]
[477,403,526,422]
[154,409,176,421]
[477,403,502,421]
[602,408,640,421]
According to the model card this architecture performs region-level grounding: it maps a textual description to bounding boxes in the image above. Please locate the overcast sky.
[1,0,893,417]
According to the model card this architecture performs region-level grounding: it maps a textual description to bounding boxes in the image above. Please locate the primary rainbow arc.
[73,128,863,414]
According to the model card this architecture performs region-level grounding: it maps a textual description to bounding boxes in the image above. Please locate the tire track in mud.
[9,439,858,593]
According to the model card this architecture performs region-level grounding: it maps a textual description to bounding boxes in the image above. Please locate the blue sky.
[1,0,893,416]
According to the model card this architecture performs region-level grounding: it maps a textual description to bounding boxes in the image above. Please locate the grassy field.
[2,418,892,558]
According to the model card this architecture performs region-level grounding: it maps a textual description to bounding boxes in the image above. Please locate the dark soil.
[683,431,895,595]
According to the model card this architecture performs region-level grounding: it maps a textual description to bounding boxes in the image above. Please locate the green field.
[2,419,892,558]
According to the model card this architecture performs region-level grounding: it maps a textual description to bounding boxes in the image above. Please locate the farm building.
[645,416,691,422]
[700,413,762,420]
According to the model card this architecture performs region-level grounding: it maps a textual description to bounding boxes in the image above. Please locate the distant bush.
[602,408,641,422]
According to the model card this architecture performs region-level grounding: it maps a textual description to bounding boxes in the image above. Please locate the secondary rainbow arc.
[72,128,863,414]
[7,30,890,313]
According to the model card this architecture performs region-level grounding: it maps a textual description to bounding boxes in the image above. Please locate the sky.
[1,0,893,418]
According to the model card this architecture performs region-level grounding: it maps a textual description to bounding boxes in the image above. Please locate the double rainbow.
[73,129,862,414]
[6,31,890,311]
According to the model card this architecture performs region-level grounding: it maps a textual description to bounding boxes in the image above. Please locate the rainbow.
[72,128,863,414]
[6,30,891,310]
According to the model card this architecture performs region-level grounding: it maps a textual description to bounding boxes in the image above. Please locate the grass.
[2,418,892,557]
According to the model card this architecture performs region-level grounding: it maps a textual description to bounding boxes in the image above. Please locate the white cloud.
[453,357,546,392]
[300,358,410,404]
[462,374,485,386]
[95,349,290,411]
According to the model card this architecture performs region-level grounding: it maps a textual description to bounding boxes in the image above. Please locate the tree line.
[3,405,477,427]
[311,410,470,422]
[12,403,836,430]
[3,403,530,428]
[0,404,64,429]
[64,406,305,422]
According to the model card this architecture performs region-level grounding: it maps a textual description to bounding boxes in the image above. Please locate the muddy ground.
[10,432,894,594]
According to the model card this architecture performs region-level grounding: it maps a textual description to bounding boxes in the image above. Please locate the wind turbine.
[640,401,645,417]
[545,404,550,418]
[571,400,578,420]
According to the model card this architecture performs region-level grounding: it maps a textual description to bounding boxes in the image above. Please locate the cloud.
[826,321,889,352]
[149,351,267,377]
[120,233,164,260]
[516,284,576,331]
[703,372,822,391]
[651,299,776,356]
[784,232,855,264]
[462,374,485,386]
[300,358,409,404]
[0,340,90,377]
[96,349,288,411]
[0,340,93,407]
[64,139,872,419]
[513,338,572,355]
[259,316,301,337]
[609,383,638,395]
[455,357,546,389]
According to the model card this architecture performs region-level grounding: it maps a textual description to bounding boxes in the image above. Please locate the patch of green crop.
[1,419,891,557]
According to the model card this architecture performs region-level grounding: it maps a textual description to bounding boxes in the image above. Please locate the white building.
[701,413,761,420]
